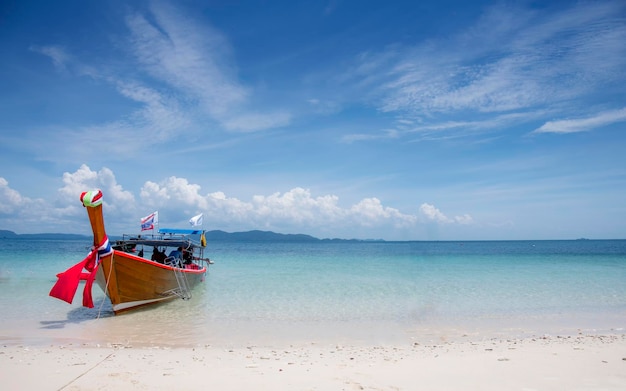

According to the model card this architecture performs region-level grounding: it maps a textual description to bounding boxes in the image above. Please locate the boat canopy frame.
[115,228,205,250]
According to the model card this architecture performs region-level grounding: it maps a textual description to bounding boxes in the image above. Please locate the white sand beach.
[2,333,625,390]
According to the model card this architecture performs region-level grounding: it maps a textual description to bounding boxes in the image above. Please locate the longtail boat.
[50,190,211,315]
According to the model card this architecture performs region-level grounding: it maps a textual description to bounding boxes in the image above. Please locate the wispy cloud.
[342,111,545,143]
[29,45,70,71]
[126,3,247,118]
[221,111,292,132]
[341,128,398,143]
[345,1,626,140]
[24,1,296,163]
[125,1,289,133]
[533,107,626,134]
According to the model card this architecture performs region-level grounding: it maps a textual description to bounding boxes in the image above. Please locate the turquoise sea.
[1,238,625,347]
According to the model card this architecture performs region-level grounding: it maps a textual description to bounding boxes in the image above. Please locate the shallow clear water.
[1,238,625,346]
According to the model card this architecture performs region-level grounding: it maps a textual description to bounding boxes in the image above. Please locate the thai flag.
[141,211,158,231]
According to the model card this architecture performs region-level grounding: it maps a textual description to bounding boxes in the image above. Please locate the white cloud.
[0,178,27,214]
[124,2,290,133]
[0,166,473,237]
[134,177,468,234]
[23,1,294,165]
[419,203,472,225]
[307,98,342,115]
[419,203,452,223]
[29,45,70,71]
[1,164,479,240]
[342,129,399,143]
[0,178,63,231]
[350,197,417,227]
[345,1,626,140]
[252,188,340,224]
[126,4,248,119]
[533,107,626,134]
[140,176,205,208]
[454,214,474,225]
[57,165,136,219]
[221,111,292,132]
[208,191,254,220]
[114,81,192,139]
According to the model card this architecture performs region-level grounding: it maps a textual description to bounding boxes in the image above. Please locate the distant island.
[0,229,380,243]
[201,229,375,242]
[0,230,90,240]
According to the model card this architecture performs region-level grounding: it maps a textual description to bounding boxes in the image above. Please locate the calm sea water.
[1,238,625,346]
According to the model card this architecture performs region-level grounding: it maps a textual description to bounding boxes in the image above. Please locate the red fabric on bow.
[49,236,109,308]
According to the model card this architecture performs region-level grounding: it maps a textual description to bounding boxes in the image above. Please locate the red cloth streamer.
[49,236,108,308]
[81,265,100,308]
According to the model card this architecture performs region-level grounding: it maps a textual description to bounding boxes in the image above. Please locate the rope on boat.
[56,352,115,391]
[96,253,114,319]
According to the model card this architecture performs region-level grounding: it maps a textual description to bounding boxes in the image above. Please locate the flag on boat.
[189,213,203,226]
[141,211,158,231]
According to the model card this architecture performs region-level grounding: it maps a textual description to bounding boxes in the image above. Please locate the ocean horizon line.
[0,228,624,243]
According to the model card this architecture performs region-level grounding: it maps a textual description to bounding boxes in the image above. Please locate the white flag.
[189,213,203,226]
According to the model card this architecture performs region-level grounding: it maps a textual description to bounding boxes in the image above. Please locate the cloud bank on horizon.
[0,165,468,240]
[0,0,625,240]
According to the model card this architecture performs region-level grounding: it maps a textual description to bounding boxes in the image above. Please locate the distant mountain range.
[203,230,380,242]
[0,229,380,242]
[0,230,90,240]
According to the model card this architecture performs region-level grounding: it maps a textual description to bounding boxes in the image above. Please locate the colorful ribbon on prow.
[80,189,103,208]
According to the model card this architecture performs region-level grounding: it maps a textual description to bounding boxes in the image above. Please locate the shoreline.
[3,308,626,352]
[2,333,625,390]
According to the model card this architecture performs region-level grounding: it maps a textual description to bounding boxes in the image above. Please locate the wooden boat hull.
[96,249,206,314]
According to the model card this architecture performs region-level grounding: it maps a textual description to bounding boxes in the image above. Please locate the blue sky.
[1,0,625,240]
